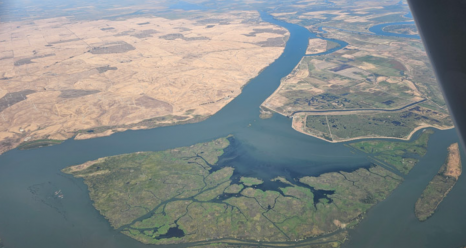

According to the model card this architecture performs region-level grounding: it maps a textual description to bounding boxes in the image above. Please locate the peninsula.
[262,6,453,142]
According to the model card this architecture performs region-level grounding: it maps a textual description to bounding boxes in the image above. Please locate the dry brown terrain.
[306,38,327,54]
[445,143,462,179]
[0,11,288,154]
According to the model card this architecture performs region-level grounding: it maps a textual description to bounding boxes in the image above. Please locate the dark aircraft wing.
[408,0,466,148]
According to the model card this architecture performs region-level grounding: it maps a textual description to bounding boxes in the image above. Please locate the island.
[415,143,462,221]
[239,176,263,186]
[64,136,404,247]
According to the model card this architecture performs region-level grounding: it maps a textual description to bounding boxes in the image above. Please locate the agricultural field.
[272,1,410,33]
[263,2,453,142]
[263,32,442,114]
[306,38,328,55]
[383,24,418,35]
[65,136,402,246]
[306,38,341,55]
[265,53,423,115]
[295,106,452,142]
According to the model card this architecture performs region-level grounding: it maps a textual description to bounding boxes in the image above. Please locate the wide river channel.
[0,11,464,248]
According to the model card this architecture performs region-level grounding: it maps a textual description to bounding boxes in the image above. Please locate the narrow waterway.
[369,21,420,39]
[0,11,464,248]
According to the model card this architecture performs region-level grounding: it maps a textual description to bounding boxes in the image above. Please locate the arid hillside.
[0,11,288,153]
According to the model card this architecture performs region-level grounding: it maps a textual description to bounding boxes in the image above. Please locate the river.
[0,11,464,248]
[369,21,420,39]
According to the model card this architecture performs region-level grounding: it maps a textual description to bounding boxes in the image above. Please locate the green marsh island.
[64,136,404,247]
[348,129,433,175]
[415,143,462,221]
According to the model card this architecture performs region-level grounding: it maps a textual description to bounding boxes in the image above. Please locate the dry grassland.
[0,11,288,154]
[445,143,462,179]
[306,38,328,54]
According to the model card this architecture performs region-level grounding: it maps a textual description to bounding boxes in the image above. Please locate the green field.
[239,177,263,186]
[369,14,408,23]
[355,55,405,77]
[383,24,418,35]
[64,136,403,246]
[273,53,419,115]
[326,40,341,50]
[264,19,449,141]
[305,108,452,142]
[348,129,433,174]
